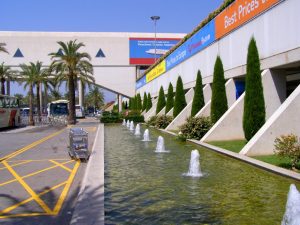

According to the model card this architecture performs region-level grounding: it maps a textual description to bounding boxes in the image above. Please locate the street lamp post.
[150,16,160,63]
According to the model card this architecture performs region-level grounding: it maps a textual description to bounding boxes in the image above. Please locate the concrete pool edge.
[157,128,300,181]
[70,123,104,225]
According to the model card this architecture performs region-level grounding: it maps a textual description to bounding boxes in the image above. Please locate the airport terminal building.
[0,31,184,99]
[136,0,300,156]
[1,0,300,157]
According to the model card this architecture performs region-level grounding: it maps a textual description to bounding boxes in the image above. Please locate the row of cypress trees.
[192,37,265,141]
[129,92,152,112]
[155,76,187,118]
[141,37,264,141]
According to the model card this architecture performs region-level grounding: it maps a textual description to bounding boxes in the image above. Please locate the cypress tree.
[142,92,148,111]
[156,86,166,114]
[165,83,174,114]
[129,98,132,110]
[173,76,187,118]
[243,37,265,141]
[211,56,228,123]
[136,93,142,111]
[132,96,137,111]
[146,93,152,112]
[191,70,205,117]
[125,101,128,109]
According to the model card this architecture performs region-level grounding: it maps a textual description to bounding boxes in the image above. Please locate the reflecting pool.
[104,124,300,225]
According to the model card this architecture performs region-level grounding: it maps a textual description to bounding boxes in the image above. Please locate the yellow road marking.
[0,160,74,187]
[53,160,80,214]
[0,160,32,171]
[0,213,49,219]
[6,158,70,162]
[0,128,66,161]
[2,161,53,214]
[49,160,72,173]
[0,181,67,215]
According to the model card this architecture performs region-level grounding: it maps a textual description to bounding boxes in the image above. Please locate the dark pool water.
[104,124,300,225]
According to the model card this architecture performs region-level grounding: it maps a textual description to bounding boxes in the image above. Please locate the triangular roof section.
[13,48,24,57]
[96,48,105,58]
[57,48,64,56]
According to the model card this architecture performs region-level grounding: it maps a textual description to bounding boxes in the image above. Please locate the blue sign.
[136,76,146,89]
[130,38,180,65]
[166,20,215,71]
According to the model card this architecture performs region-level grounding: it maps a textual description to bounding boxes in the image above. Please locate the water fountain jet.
[126,120,130,128]
[130,121,134,131]
[135,124,141,135]
[142,129,150,141]
[122,119,126,126]
[155,136,169,153]
[183,150,203,177]
[282,184,300,225]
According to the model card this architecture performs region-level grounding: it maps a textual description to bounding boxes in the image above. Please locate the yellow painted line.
[0,160,32,171]
[0,128,66,161]
[6,158,70,162]
[0,160,74,187]
[53,160,80,214]
[49,160,72,173]
[0,213,49,219]
[3,161,53,214]
[0,181,67,215]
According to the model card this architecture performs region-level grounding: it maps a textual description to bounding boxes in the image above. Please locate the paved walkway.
[0,118,100,225]
[70,124,104,225]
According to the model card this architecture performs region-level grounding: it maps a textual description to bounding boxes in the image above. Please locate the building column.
[39,83,43,114]
[78,81,84,108]
[118,94,122,112]
[6,80,10,95]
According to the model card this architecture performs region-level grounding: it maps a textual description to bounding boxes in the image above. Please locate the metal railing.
[20,115,68,127]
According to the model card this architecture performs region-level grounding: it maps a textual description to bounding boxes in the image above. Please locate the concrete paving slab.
[70,124,104,225]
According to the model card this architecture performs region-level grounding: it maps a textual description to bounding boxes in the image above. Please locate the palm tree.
[86,86,104,114]
[19,63,37,126]
[48,78,62,101]
[0,43,8,54]
[49,40,94,124]
[0,63,16,95]
[32,61,48,121]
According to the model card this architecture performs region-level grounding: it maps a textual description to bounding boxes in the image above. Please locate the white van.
[75,105,85,118]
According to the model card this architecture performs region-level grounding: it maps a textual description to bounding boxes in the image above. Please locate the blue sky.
[2,0,223,102]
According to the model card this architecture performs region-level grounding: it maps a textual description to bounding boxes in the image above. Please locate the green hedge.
[179,116,212,140]
[124,113,144,123]
[100,112,122,123]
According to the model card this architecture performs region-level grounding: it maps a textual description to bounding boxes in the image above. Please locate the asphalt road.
[0,118,99,225]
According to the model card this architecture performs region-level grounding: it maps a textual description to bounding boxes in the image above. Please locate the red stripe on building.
[130,58,156,65]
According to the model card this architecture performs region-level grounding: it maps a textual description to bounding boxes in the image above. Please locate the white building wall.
[0,32,184,97]
[137,0,300,96]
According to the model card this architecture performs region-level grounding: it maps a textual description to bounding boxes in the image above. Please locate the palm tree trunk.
[29,84,34,126]
[36,83,41,122]
[44,84,48,109]
[68,74,76,124]
[1,78,5,95]
[6,79,10,96]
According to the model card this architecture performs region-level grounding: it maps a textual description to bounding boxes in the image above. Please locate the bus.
[75,105,85,118]
[47,99,69,117]
[0,94,20,128]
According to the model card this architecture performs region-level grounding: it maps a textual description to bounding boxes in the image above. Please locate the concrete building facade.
[137,0,300,156]
[0,32,184,100]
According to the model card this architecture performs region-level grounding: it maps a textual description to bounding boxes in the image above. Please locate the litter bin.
[69,127,89,161]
